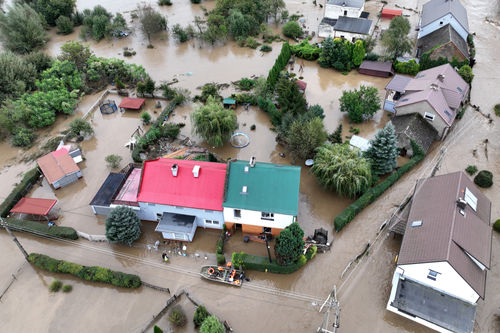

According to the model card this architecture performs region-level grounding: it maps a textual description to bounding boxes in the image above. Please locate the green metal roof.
[223,98,236,104]
[223,160,301,216]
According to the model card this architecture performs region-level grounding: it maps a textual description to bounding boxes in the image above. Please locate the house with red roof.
[37,148,82,189]
[136,158,227,241]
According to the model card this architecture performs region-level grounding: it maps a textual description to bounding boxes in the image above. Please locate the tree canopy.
[286,117,327,160]
[191,96,238,147]
[319,37,354,71]
[274,222,305,265]
[339,85,381,123]
[199,315,225,333]
[364,122,398,175]
[138,4,167,45]
[105,206,141,246]
[0,51,37,103]
[32,0,76,26]
[312,144,372,198]
[282,21,302,39]
[458,64,473,84]
[381,16,412,59]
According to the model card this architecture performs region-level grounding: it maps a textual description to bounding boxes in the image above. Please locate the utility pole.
[0,218,29,261]
[430,146,447,177]
[317,286,340,333]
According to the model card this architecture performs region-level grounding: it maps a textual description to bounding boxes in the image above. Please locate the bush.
[394,59,420,75]
[32,0,76,26]
[5,218,78,240]
[0,167,41,217]
[56,16,74,35]
[474,170,493,188]
[257,97,281,126]
[456,107,466,120]
[245,37,260,49]
[260,44,272,52]
[158,0,172,5]
[231,250,314,274]
[141,111,152,124]
[493,220,500,233]
[364,52,379,61]
[200,315,225,333]
[282,21,303,39]
[153,326,163,333]
[495,104,500,117]
[237,78,256,91]
[12,127,35,147]
[334,140,425,231]
[266,42,291,91]
[169,306,187,327]
[29,253,141,288]
[458,64,474,84]
[68,118,94,138]
[62,284,73,292]
[105,206,141,245]
[216,253,226,265]
[193,305,210,327]
[49,279,63,292]
[105,154,122,168]
[465,165,478,175]
[290,40,321,61]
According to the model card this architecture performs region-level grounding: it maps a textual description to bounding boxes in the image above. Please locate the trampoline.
[100,100,118,114]
[230,132,250,148]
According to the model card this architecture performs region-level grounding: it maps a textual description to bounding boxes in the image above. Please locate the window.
[411,220,422,227]
[205,219,220,225]
[464,187,478,211]
[344,10,347,16]
[205,209,213,213]
[234,209,241,218]
[427,269,440,281]
[424,112,435,121]
[261,212,274,220]
[148,203,156,206]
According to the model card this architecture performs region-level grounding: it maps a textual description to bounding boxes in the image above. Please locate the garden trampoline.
[230,132,250,148]
[100,100,118,114]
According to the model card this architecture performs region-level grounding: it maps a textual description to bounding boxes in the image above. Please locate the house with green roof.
[223,159,301,237]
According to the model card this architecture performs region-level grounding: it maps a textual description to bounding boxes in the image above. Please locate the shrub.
[290,40,321,61]
[394,59,420,75]
[68,118,94,138]
[32,0,76,26]
[465,165,478,175]
[62,284,73,292]
[200,315,225,333]
[49,280,63,292]
[495,104,500,117]
[12,127,35,147]
[339,85,381,123]
[365,52,379,61]
[153,326,163,333]
[257,97,281,126]
[216,253,226,265]
[250,124,256,130]
[458,64,473,84]
[158,0,172,5]
[474,170,493,188]
[282,21,303,39]
[28,253,142,288]
[5,218,78,240]
[493,220,500,233]
[260,44,272,52]
[193,305,210,327]
[237,78,256,91]
[456,107,466,120]
[245,37,260,49]
[141,111,152,124]
[169,306,187,327]
[56,16,74,35]
[105,154,122,168]
[0,167,41,217]
[231,247,316,274]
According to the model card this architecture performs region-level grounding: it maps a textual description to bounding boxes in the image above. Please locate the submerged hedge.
[0,167,41,218]
[232,245,316,274]
[28,253,142,288]
[334,140,425,231]
[5,218,78,240]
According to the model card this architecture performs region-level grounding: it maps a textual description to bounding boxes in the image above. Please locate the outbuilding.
[358,60,394,77]
[37,148,82,189]
[118,97,146,111]
[223,97,236,109]
[381,8,402,19]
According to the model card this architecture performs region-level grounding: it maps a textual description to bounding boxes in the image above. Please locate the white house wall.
[319,24,334,38]
[395,101,449,139]
[325,4,364,19]
[418,13,468,41]
[333,30,368,41]
[399,261,480,304]
[223,207,294,229]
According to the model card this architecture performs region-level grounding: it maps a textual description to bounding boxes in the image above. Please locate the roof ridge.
[446,172,462,261]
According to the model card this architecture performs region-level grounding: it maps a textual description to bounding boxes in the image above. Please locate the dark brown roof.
[385,74,412,92]
[359,60,394,74]
[397,171,492,299]
[417,24,469,59]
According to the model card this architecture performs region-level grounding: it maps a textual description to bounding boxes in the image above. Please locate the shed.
[37,149,82,189]
[223,98,236,109]
[349,135,371,152]
[381,8,402,19]
[359,61,394,77]
[296,80,307,93]
[10,198,57,216]
[119,97,146,110]
[90,173,126,215]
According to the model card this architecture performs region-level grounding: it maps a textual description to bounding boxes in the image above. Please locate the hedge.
[257,96,281,126]
[266,42,291,91]
[28,253,142,288]
[334,140,425,231]
[231,245,316,274]
[0,167,41,218]
[5,218,78,240]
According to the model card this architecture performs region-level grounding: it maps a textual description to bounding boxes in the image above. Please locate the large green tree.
[274,222,305,265]
[312,144,372,198]
[138,4,167,46]
[105,206,142,246]
[0,51,37,103]
[227,9,256,39]
[339,85,381,123]
[200,315,225,333]
[191,96,238,147]
[364,122,398,175]
[282,21,302,38]
[319,37,353,71]
[276,77,307,116]
[286,117,327,160]
[32,0,76,26]
[0,4,48,54]
[59,41,93,71]
[381,16,412,59]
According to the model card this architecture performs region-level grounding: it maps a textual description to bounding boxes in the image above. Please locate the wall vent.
[192,165,200,178]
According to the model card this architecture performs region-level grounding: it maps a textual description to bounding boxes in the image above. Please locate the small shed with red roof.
[10,197,57,217]
[137,158,227,241]
[37,148,82,189]
[118,97,146,111]
[381,8,402,19]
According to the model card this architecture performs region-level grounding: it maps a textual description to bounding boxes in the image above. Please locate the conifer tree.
[328,123,343,144]
[364,122,398,175]
[105,206,141,245]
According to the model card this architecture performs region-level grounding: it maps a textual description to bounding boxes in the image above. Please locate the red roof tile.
[137,158,227,211]
[10,197,57,216]
[37,149,80,184]
[119,97,146,110]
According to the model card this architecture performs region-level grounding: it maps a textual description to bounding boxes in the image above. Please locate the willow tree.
[312,143,372,198]
[191,96,238,147]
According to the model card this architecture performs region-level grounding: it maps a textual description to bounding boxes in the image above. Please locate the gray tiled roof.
[334,16,372,34]
[327,0,364,8]
[417,24,469,59]
[421,0,469,32]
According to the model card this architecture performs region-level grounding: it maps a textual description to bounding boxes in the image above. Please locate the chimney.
[244,165,249,174]
[171,164,178,177]
[437,74,445,82]
[192,165,200,178]
[241,186,248,195]
[456,198,467,210]
[249,156,256,168]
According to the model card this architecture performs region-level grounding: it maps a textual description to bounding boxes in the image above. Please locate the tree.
[23,51,53,74]
[105,154,122,168]
[286,117,327,160]
[318,37,352,71]
[137,4,167,46]
[56,15,74,34]
[364,122,398,175]
[0,4,48,54]
[68,118,94,137]
[59,41,93,71]
[276,77,307,116]
[228,9,256,39]
[32,0,76,26]
[282,21,302,39]
[144,78,155,95]
[274,222,304,265]
[312,143,372,198]
[193,305,210,327]
[191,96,238,147]
[200,315,225,333]
[0,51,37,103]
[352,40,365,66]
[474,170,493,188]
[168,306,186,327]
[265,0,285,23]
[105,206,141,246]
[328,123,343,144]
[153,326,163,333]
[203,13,227,45]
[339,85,381,123]
[381,16,412,59]
[458,64,473,84]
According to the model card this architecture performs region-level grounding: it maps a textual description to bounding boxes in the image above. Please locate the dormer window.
[424,112,435,121]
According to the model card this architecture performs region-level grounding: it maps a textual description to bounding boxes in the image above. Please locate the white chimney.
[249,156,256,168]
[241,186,248,194]
[244,166,249,174]
[192,165,200,178]
[171,164,178,177]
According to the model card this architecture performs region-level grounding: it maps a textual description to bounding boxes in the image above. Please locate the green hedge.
[0,167,41,218]
[28,253,142,288]
[231,245,316,274]
[5,218,78,240]
[334,140,425,231]
[266,42,291,91]
[257,96,281,126]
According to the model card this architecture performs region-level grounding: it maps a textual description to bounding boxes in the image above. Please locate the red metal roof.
[381,8,402,18]
[10,197,57,216]
[118,97,146,110]
[137,158,227,211]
